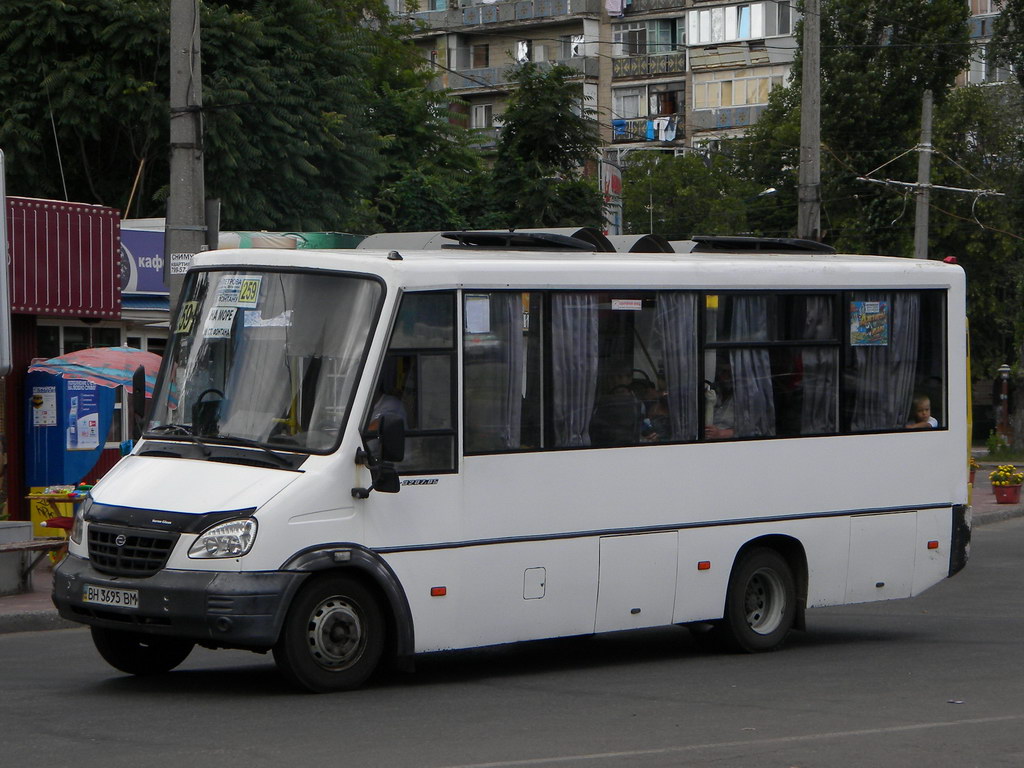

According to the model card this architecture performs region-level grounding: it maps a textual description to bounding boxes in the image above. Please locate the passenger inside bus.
[905,393,938,429]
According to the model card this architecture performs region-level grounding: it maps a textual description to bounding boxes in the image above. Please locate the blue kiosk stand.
[24,371,116,534]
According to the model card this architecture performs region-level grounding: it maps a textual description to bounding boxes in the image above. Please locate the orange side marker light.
[430,586,447,597]
[927,541,940,550]
[697,561,712,571]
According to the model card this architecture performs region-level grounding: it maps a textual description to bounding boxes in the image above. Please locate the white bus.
[53,238,971,692]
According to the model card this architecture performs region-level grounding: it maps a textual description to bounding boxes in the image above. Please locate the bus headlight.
[70,496,90,545]
[188,519,257,559]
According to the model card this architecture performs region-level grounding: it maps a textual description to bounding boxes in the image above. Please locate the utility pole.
[913,90,933,259]
[166,0,206,316]
[797,0,821,240]
[857,89,1003,256]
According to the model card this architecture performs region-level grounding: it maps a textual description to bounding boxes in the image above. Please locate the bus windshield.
[147,269,382,453]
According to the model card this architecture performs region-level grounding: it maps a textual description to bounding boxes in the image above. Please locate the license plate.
[83,584,139,609]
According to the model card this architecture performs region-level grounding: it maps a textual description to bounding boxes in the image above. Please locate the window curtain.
[655,292,699,440]
[850,293,920,431]
[463,293,524,452]
[799,296,837,434]
[551,293,599,446]
[730,295,776,436]
[496,293,525,449]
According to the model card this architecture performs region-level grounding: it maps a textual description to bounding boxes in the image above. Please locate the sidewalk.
[1,468,1022,635]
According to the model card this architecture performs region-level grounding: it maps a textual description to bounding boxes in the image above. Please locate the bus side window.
[373,292,457,474]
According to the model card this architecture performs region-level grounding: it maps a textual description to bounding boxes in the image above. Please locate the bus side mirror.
[131,365,147,440]
[352,414,405,498]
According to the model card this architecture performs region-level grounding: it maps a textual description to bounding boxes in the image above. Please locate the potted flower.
[969,455,980,485]
[989,464,1024,504]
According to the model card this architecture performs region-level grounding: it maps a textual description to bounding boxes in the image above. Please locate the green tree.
[621,152,769,239]
[0,0,480,232]
[929,84,1024,382]
[736,0,971,253]
[488,63,604,228]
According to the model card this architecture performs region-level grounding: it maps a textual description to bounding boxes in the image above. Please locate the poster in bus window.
[850,301,889,346]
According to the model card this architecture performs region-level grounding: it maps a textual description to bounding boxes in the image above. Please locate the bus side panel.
[458,538,600,647]
[912,507,954,596]
[673,517,852,622]
[385,538,602,653]
[845,512,917,604]
[383,550,462,653]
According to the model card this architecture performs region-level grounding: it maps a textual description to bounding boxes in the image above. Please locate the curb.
[0,610,78,636]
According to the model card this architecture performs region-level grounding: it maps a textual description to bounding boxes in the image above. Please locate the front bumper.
[52,554,308,649]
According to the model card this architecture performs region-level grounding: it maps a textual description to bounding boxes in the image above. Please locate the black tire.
[719,548,796,653]
[273,574,384,693]
[90,627,194,675]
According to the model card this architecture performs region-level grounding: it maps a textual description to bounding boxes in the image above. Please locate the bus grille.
[88,524,178,577]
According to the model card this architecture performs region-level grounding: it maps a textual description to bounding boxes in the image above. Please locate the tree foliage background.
[488,63,604,229]
[0,0,485,231]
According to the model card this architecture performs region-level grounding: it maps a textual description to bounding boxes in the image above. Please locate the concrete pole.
[166,0,206,316]
[797,0,821,240]
[913,90,933,259]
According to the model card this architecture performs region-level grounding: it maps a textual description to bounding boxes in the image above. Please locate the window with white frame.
[688,1,795,46]
[613,19,680,56]
[650,83,685,115]
[560,34,586,59]
[613,87,644,119]
[968,44,1013,84]
[971,0,996,15]
[472,103,494,129]
[692,66,787,109]
[613,22,647,56]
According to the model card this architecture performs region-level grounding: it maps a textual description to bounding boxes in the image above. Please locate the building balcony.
[441,55,599,91]
[612,51,686,80]
[412,0,601,31]
[621,0,689,12]
[689,104,766,131]
[611,114,683,144]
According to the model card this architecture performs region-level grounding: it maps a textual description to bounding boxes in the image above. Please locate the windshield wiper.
[143,424,212,456]
[204,435,295,467]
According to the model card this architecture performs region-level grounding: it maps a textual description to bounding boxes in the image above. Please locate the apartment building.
[964,0,1012,86]
[402,0,799,154]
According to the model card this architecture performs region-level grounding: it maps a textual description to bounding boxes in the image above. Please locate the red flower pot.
[993,485,1022,504]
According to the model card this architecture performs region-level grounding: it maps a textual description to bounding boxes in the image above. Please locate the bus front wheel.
[720,548,796,653]
[273,574,384,693]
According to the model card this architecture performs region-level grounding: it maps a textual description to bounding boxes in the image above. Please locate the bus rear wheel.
[273,574,384,693]
[90,627,194,675]
[720,548,796,653]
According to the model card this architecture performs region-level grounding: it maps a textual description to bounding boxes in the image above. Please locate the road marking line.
[437,714,1024,768]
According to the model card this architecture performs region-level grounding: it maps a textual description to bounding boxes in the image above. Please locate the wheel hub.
[307,597,365,670]
[744,567,786,635]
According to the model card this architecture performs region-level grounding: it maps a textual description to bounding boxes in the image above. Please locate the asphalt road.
[2,517,1022,768]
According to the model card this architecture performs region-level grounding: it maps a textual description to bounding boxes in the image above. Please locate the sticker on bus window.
[216,276,262,308]
[465,294,491,333]
[204,306,237,339]
[612,299,642,311]
[850,301,889,346]
[176,301,199,335]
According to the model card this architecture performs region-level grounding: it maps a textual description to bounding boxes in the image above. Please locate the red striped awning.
[6,196,121,318]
